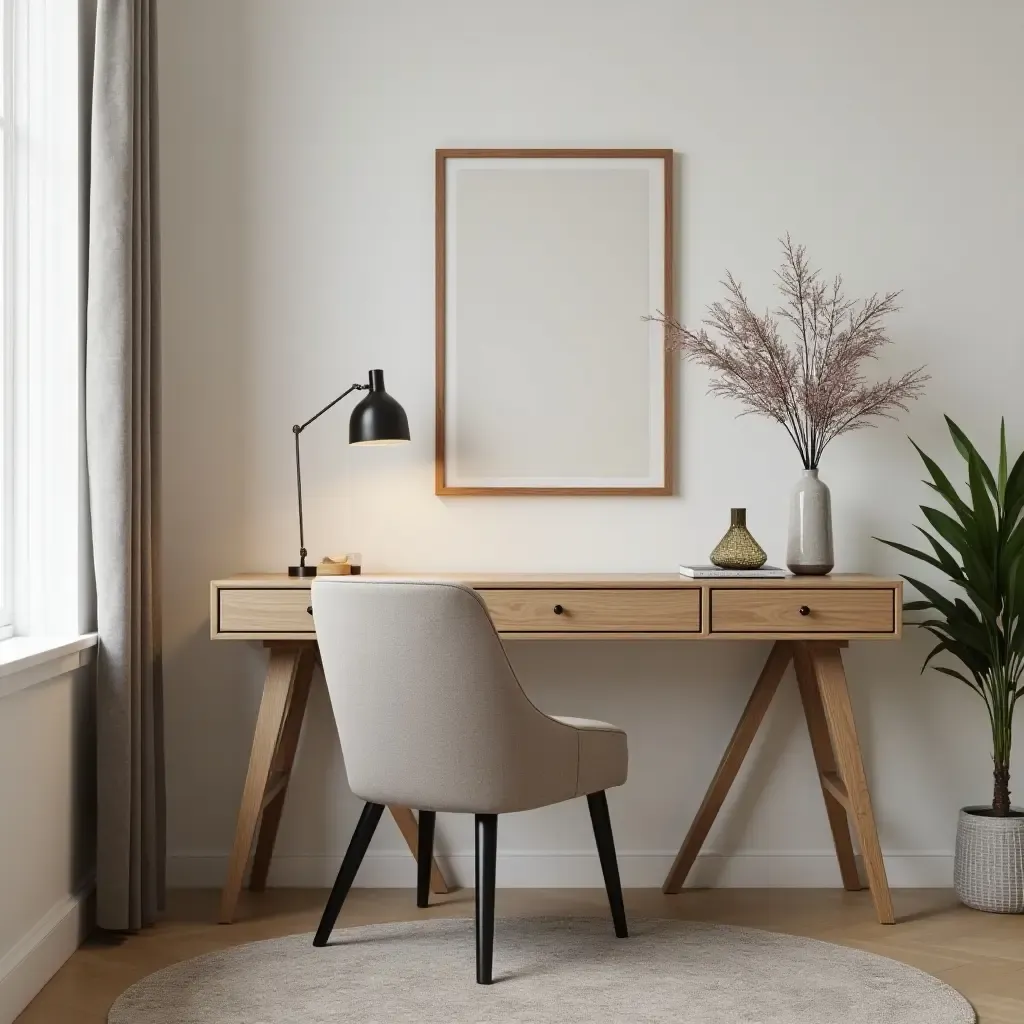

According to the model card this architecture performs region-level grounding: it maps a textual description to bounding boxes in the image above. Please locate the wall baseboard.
[0,885,94,1024]
[167,850,954,891]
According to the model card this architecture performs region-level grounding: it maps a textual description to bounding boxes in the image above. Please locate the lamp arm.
[291,381,368,571]
[296,381,368,433]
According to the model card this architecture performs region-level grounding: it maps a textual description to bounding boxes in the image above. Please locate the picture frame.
[435,148,674,496]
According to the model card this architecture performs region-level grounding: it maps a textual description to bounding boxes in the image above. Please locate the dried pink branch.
[647,236,928,467]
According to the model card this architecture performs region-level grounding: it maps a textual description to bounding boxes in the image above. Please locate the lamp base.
[288,565,318,578]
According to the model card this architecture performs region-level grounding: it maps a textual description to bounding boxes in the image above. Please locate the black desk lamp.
[289,368,410,577]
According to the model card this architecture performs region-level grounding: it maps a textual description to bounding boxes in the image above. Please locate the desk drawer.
[479,588,701,633]
[710,588,895,634]
[218,588,314,634]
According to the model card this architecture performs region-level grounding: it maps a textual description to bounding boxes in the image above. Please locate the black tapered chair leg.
[587,791,628,938]
[475,813,498,984]
[313,802,385,947]
[416,810,436,908]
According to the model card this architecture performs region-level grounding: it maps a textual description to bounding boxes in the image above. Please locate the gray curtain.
[86,0,165,932]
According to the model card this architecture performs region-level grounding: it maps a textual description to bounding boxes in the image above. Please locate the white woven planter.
[953,806,1024,913]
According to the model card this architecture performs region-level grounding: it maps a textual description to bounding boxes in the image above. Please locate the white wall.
[0,667,94,1023]
[158,0,1024,889]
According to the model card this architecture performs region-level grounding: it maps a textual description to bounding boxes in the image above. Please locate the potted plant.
[650,237,927,574]
[879,417,1024,912]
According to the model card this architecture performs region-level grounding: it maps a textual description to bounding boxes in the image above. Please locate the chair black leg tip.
[314,802,385,951]
[416,897,429,909]
[587,792,629,943]
[476,974,493,985]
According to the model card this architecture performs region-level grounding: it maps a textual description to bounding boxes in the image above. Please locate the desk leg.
[662,641,793,894]
[219,644,451,923]
[389,806,451,895]
[249,646,317,892]
[807,642,895,925]
[793,643,861,892]
[220,644,313,923]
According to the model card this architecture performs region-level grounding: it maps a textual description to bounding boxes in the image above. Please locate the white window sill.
[0,634,98,700]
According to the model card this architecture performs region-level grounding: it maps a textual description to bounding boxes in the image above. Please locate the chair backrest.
[311,578,579,814]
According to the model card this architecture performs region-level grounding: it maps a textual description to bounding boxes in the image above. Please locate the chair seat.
[550,715,628,797]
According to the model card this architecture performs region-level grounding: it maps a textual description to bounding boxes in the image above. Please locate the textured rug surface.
[108,916,975,1023]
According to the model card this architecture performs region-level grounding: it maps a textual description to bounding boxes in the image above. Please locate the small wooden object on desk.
[316,556,352,576]
[211,572,901,925]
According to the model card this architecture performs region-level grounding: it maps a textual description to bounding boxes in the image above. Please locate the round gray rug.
[109,917,975,1023]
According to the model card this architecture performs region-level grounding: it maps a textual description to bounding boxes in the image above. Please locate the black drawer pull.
[553,604,565,615]
[307,606,313,615]
[799,605,810,616]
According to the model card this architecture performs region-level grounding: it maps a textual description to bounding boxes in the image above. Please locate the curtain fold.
[86,0,165,932]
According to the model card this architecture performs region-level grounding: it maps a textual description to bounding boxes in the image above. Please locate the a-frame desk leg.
[218,642,450,924]
[793,643,861,892]
[805,641,894,924]
[661,641,792,895]
[661,639,894,925]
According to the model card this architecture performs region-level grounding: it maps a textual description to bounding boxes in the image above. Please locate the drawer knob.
[307,606,313,615]
[553,604,565,615]
[799,605,810,616]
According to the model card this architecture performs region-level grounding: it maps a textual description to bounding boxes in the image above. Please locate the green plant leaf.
[916,616,982,646]
[946,415,999,500]
[874,536,945,573]
[933,665,984,695]
[903,575,958,620]
[922,639,952,673]
[1005,493,1024,538]
[882,530,997,618]
[1004,448,1024,520]
[911,439,975,523]
[903,600,934,611]
[920,506,971,554]
[919,505,997,604]
[919,507,989,583]
[1002,522,1024,578]
[920,624,991,677]
[999,418,1008,508]
[967,449,998,557]
[914,604,992,660]
[913,525,965,580]
[1006,557,1024,654]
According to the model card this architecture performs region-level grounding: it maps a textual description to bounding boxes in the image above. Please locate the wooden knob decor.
[799,605,811,616]
[317,556,352,576]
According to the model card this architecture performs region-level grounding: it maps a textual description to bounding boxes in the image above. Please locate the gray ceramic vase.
[954,807,1024,913]
[786,469,834,575]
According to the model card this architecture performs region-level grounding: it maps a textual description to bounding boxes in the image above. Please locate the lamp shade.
[349,369,411,445]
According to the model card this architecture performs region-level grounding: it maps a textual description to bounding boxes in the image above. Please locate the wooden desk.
[211,572,902,924]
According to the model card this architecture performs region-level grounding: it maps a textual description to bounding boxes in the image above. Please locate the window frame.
[0,0,15,639]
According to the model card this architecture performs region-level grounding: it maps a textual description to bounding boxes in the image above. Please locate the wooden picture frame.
[435,148,674,496]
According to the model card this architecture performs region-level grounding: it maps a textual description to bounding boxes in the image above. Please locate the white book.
[679,564,788,579]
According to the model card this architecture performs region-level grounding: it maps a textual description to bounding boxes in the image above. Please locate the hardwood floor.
[16,887,1024,1022]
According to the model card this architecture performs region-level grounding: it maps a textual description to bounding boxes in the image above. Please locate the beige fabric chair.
[310,578,629,984]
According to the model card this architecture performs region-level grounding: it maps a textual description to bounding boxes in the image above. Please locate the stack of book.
[678,565,787,578]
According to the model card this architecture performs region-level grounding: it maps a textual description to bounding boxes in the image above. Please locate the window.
[0,0,85,641]
[0,0,13,639]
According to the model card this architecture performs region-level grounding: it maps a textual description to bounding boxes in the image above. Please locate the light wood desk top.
[211,572,902,643]
[210,570,902,926]
[214,570,898,588]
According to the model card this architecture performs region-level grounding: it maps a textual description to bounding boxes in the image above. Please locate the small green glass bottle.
[710,508,767,570]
